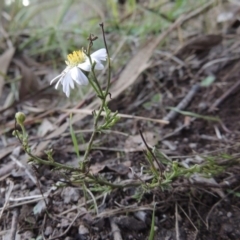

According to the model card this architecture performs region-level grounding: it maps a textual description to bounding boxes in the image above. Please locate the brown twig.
[208,79,240,112]
[175,203,180,240]
[10,209,19,240]
[163,84,200,122]
[0,179,14,220]
[206,185,240,229]
[197,55,240,77]
[49,211,84,240]
[139,129,165,173]
[178,204,198,233]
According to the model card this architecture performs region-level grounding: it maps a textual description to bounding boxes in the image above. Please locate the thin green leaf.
[200,75,215,87]
[47,0,74,47]
[69,113,80,158]
[149,203,156,240]
[167,107,220,122]
[11,1,57,31]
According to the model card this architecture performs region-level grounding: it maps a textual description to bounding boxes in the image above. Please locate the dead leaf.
[37,119,55,137]
[190,173,225,198]
[113,216,147,231]
[0,47,15,97]
[90,160,131,175]
[124,132,159,152]
[0,145,16,160]
[89,164,105,174]
[175,34,222,58]
[2,230,21,240]
[61,187,80,203]
[13,58,40,100]
[217,12,234,23]
[33,199,47,215]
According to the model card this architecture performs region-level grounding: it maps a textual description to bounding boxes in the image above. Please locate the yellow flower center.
[66,50,86,67]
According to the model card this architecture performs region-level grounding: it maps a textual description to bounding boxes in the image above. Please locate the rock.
[44,226,53,236]
[78,224,89,235]
[61,187,80,203]
[113,216,147,231]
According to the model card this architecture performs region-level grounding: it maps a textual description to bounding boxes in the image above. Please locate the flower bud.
[15,112,26,125]
[12,130,17,136]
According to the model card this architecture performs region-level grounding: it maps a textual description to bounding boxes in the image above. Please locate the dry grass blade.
[0,179,14,220]
[10,209,19,240]
[13,59,40,100]
[62,109,169,124]
[110,219,123,240]
[0,146,16,160]
[0,47,15,97]
[49,211,84,240]
[10,155,37,185]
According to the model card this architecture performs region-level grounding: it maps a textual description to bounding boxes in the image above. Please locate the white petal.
[63,66,71,73]
[78,61,91,72]
[55,77,63,89]
[50,66,70,85]
[70,67,81,82]
[77,70,89,85]
[91,48,107,62]
[94,62,104,70]
[62,73,72,97]
[79,58,103,71]
[68,77,75,89]
[65,83,70,97]
[50,73,62,85]
[71,67,88,85]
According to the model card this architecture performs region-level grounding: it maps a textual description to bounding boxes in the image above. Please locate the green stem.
[81,26,112,171]
[88,77,101,97]
[100,23,111,98]
[81,99,106,171]
[87,55,104,98]
[26,148,77,171]
[72,174,142,189]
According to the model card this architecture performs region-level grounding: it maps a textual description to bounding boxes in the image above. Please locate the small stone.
[21,184,27,190]
[61,187,80,203]
[222,223,233,233]
[195,155,204,163]
[61,218,69,228]
[162,140,177,150]
[227,212,232,218]
[44,226,53,236]
[22,231,34,239]
[78,225,89,235]
[189,143,197,149]
[198,102,207,110]
[134,211,146,222]
[36,235,43,240]
[113,216,147,231]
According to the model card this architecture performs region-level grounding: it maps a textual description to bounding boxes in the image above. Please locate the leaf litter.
[1,1,240,240]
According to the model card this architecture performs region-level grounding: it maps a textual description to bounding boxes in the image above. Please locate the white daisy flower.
[50,48,107,97]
